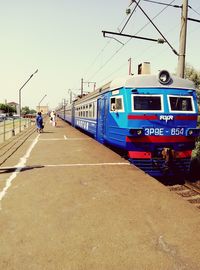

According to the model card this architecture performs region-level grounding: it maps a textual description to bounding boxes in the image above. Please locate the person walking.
[36,112,43,133]
[50,111,57,127]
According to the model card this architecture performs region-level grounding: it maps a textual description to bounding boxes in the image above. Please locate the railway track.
[169,181,200,210]
[0,126,37,166]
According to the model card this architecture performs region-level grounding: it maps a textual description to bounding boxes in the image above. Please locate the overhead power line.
[103,0,178,56]
[84,11,132,78]
[188,18,200,23]
[144,0,200,22]
[120,0,141,33]
[89,0,177,81]
[134,0,179,55]
[142,0,181,8]
[188,5,200,20]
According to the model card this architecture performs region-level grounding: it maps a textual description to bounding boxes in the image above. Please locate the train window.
[94,102,97,118]
[88,103,92,118]
[132,95,163,111]
[168,95,194,112]
[110,96,124,112]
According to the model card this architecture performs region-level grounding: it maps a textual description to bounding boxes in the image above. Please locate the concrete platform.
[0,118,200,269]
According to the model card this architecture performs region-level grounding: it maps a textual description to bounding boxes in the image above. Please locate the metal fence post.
[12,118,15,136]
[3,119,6,141]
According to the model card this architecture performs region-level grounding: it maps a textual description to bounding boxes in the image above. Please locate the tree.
[185,65,200,178]
[184,64,200,103]
[21,106,31,115]
[185,64,200,88]
[0,103,16,115]
[0,103,6,111]
[21,106,36,115]
[29,109,37,114]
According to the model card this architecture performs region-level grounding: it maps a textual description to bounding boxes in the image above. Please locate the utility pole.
[80,78,96,97]
[68,89,73,103]
[63,98,66,120]
[38,94,47,112]
[18,69,38,132]
[81,78,83,97]
[177,0,188,78]
[70,91,72,103]
[128,58,132,75]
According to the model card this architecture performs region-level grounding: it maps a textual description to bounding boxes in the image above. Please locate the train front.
[125,70,200,178]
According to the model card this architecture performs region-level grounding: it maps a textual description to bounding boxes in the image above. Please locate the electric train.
[57,64,200,178]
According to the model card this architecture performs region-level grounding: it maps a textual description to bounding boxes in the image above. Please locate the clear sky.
[0,0,200,110]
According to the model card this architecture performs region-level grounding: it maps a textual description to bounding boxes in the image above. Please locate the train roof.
[74,71,195,105]
[110,73,195,90]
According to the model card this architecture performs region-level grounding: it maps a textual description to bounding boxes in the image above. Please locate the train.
[57,63,200,178]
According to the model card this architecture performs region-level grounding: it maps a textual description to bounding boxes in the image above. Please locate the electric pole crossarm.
[188,18,200,23]
[102,30,164,43]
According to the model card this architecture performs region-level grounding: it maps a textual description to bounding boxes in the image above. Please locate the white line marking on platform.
[0,162,130,171]
[66,138,92,140]
[39,138,92,141]
[39,138,65,141]
[0,134,40,206]
[44,162,130,167]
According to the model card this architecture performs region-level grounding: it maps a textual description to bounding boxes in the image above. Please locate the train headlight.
[130,128,143,136]
[187,128,200,136]
[158,70,171,85]
[188,129,193,135]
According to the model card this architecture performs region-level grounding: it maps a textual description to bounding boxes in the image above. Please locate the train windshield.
[168,95,194,112]
[132,95,163,111]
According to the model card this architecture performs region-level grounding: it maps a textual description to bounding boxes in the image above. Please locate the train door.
[96,96,107,143]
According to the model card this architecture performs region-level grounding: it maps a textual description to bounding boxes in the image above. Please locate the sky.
[0,0,200,110]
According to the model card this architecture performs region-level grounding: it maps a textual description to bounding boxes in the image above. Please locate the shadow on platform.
[0,165,44,174]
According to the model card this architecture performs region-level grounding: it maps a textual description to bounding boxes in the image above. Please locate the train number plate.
[144,127,184,136]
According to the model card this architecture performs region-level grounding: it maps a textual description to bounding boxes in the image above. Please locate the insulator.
[126,8,131,15]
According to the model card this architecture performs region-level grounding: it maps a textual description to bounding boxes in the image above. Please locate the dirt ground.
[0,118,200,270]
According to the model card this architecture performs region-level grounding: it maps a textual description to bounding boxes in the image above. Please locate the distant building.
[36,105,49,114]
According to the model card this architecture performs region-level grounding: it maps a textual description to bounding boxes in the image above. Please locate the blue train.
[57,66,200,178]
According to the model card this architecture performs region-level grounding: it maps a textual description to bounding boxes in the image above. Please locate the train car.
[57,66,200,178]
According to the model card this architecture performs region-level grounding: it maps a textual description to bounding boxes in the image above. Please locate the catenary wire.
[88,0,177,82]
[99,61,128,84]
[99,21,179,85]
[120,0,141,33]
[189,5,200,18]
[83,11,132,78]
[94,1,200,84]
[142,0,181,8]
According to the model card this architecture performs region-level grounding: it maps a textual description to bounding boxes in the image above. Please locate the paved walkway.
[0,118,200,270]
